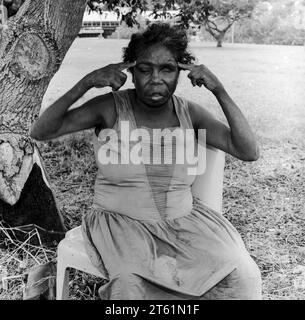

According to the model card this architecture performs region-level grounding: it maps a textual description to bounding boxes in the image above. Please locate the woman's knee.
[202,255,262,300]
[227,255,262,299]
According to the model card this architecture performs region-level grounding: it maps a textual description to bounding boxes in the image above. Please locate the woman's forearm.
[213,87,259,161]
[30,62,132,140]
[30,76,91,140]
[178,63,259,161]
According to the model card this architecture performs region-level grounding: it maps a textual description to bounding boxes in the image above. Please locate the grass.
[0,222,57,300]
[1,39,305,300]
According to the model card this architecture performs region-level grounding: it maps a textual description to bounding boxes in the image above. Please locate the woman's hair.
[122,23,196,66]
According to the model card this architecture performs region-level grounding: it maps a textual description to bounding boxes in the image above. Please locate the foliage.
[231,0,305,45]
[87,0,150,27]
[176,0,254,26]
[109,14,149,39]
[3,0,150,26]
[3,0,25,17]
[174,0,255,46]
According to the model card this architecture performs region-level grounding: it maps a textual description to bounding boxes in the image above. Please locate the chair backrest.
[191,145,225,214]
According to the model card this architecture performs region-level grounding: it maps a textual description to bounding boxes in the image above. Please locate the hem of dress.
[99,262,237,299]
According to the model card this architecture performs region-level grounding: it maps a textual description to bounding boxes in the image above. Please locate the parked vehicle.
[79,9,120,38]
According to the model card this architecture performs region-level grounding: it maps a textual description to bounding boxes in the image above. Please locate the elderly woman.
[30,23,262,300]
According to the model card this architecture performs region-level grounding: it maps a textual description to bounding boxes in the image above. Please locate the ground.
[1,39,305,299]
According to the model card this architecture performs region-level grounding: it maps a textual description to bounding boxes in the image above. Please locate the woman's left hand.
[178,63,224,93]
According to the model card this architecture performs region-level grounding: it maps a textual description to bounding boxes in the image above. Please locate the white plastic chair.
[56,146,225,299]
[56,226,107,300]
[191,145,225,214]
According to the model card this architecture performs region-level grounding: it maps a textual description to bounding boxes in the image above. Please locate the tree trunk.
[204,22,226,48]
[216,32,225,47]
[0,0,87,245]
[216,38,223,47]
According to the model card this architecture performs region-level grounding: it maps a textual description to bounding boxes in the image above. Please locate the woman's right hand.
[30,62,135,141]
[84,62,136,91]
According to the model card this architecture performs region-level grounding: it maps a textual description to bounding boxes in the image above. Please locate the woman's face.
[132,44,179,107]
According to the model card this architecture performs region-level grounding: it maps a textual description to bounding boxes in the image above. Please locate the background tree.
[130,0,256,47]
[174,0,255,47]
[233,0,305,45]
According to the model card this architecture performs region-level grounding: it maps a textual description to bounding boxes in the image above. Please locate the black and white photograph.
[0,0,304,303]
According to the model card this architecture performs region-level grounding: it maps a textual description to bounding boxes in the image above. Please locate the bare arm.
[30,79,102,141]
[179,63,259,161]
[30,62,134,141]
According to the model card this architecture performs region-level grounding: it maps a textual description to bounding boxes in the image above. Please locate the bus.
[79,8,120,38]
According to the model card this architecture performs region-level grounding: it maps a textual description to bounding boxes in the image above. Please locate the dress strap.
[112,89,194,130]
[111,90,135,130]
[172,95,194,130]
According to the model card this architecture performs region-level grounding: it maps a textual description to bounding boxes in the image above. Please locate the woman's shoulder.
[173,95,217,130]
[90,92,117,131]
[174,94,200,113]
[173,95,201,129]
[95,89,134,133]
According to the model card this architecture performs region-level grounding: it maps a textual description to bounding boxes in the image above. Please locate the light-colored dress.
[82,89,262,300]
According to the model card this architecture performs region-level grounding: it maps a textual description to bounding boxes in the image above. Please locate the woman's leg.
[201,254,262,300]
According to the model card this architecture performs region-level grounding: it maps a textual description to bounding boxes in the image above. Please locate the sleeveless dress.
[82,89,262,300]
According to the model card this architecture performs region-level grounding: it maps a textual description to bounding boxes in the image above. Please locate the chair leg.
[56,265,70,300]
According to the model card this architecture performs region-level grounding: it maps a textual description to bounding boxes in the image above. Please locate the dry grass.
[223,141,305,300]
[0,222,57,300]
[1,40,305,300]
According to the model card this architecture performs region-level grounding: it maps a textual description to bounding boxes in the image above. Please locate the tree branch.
[205,22,218,39]
[206,19,220,33]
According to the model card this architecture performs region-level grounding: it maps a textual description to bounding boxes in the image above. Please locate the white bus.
[79,9,120,38]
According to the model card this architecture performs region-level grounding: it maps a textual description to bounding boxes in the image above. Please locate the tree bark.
[0,0,87,245]
[216,35,224,47]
